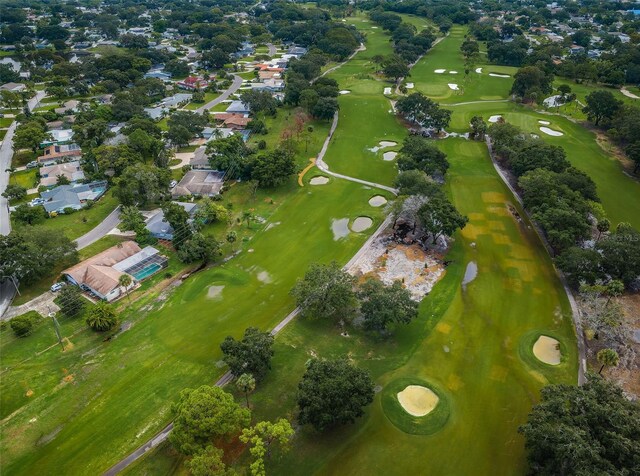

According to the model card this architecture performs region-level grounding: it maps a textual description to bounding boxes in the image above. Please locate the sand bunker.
[538,120,550,125]
[351,217,373,232]
[488,115,502,123]
[620,87,639,99]
[406,82,414,89]
[339,90,351,95]
[397,385,439,417]
[257,271,272,283]
[475,67,483,73]
[434,69,446,74]
[384,87,392,95]
[207,285,224,299]
[368,195,387,207]
[379,141,397,147]
[383,151,397,161]
[539,126,563,137]
[533,336,561,365]
[332,218,350,240]
[448,83,459,90]
[310,176,329,185]
[489,73,510,78]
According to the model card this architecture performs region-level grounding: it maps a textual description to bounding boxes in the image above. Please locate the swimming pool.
[132,263,162,281]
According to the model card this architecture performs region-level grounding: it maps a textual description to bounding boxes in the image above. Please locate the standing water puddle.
[461,261,477,290]
[332,218,350,240]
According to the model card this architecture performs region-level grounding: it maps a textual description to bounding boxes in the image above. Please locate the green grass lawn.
[184,92,219,110]
[410,26,517,103]
[12,190,119,241]
[126,16,578,476]
[9,169,38,189]
[446,101,640,229]
[0,117,14,128]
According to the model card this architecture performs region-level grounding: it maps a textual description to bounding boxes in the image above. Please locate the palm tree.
[597,348,620,375]
[86,302,118,332]
[119,274,133,303]
[226,231,237,251]
[236,373,256,408]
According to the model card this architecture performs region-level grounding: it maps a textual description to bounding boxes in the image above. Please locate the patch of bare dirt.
[349,235,445,301]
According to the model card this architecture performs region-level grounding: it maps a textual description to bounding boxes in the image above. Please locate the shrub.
[10,314,35,337]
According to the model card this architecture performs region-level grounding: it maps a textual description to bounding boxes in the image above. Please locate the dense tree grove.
[520,377,640,476]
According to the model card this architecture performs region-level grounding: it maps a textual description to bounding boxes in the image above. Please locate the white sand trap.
[207,285,224,299]
[383,87,392,95]
[406,82,414,89]
[332,218,350,240]
[368,195,387,207]
[397,385,439,417]
[339,90,351,95]
[449,71,458,74]
[257,271,272,283]
[538,120,550,125]
[351,217,373,232]
[448,83,459,90]
[434,69,446,74]
[379,141,397,148]
[620,87,639,99]
[310,176,329,185]
[488,115,502,123]
[372,26,378,29]
[533,336,561,365]
[475,67,483,73]
[383,151,397,161]
[489,73,510,78]
[539,126,563,137]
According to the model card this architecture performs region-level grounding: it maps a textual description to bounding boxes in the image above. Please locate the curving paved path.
[74,206,122,250]
[315,113,399,195]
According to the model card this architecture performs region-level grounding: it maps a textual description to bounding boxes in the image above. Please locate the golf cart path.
[103,214,393,476]
[104,40,396,476]
[195,74,243,114]
[315,112,399,195]
[395,34,448,95]
[313,43,366,83]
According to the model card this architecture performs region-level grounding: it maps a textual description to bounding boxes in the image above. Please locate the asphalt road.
[195,74,243,114]
[266,43,277,56]
[74,206,121,250]
[0,91,45,318]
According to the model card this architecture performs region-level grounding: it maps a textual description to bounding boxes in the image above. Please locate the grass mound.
[381,377,450,435]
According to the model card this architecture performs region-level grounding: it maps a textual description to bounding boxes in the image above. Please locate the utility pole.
[47,306,64,349]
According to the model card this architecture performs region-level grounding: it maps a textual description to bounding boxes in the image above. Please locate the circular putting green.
[381,377,450,435]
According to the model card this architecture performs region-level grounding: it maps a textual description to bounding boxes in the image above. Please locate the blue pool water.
[132,263,162,281]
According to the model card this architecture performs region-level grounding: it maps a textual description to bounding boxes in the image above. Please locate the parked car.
[30,198,45,206]
[170,180,178,188]
[26,161,39,169]
[50,282,66,292]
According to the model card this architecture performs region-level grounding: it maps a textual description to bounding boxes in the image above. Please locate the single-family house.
[38,143,82,164]
[160,93,192,108]
[41,129,74,147]
[190,146,209,169]
[0,82,26,92]
[225,100,250,114]
[40,180,107,214]
[145,202,199,240]
[172,170,224,198]
[177,76,209,91]
[39,160,85,187]
[54,100,80,115]
[62,241,167,301]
